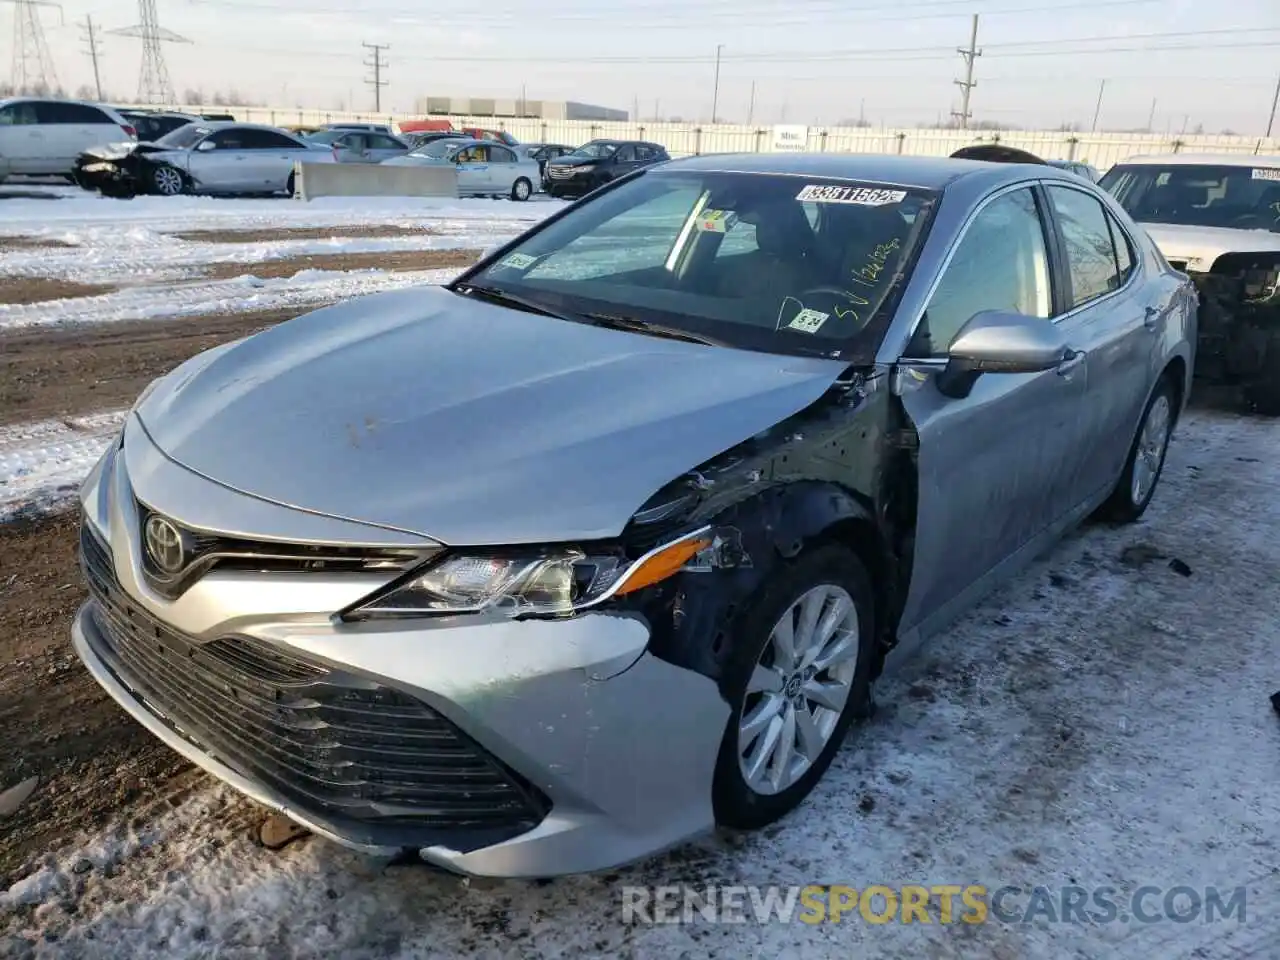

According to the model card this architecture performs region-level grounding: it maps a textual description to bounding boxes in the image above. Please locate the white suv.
[0,98,136,182]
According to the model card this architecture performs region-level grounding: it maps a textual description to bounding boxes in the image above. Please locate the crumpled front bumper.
[71,419,730,878]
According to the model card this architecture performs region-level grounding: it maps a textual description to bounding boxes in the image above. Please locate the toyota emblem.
[144,515,185,575]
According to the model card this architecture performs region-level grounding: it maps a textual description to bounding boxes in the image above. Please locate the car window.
[1107,210,1135,284]
[456,146,489,162]
[369,135,403,150]
[208,130,246,149]
[239,129,303,149]
[0,102,39,125]
[614,144,638,162]
[156,124,209,149]
[34,101,111,124]
[470,170,936,360]
[1100,163,1280,231]
[489,145,516,163]
[1047,185,1122,308]
[910,187,1052,357]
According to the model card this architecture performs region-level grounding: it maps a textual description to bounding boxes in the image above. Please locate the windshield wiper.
[452,283,580,322]
[581,312,723,347]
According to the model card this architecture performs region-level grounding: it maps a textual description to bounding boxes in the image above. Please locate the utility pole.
[1091,79,1106,132]
[81,14,103,100]
[859,97,865,126]
[747,80,755,125]
[110,0,189,104]
[1146,96,1157,133]
[362,42,389,112]
[951,14,980,129]
[1267,72,1280,138]
[711,44,723,124]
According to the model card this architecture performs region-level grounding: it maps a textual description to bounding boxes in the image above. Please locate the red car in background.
[395,118,518,146]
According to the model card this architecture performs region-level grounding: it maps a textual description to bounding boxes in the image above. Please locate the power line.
[81,14,104,100]
[952,13,980,129]
[5,0,62,93]
[362,41,388,111]
[110,0,192,103]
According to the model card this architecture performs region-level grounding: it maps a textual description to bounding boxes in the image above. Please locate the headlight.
[571,165,594,174]
[342,526,713,620]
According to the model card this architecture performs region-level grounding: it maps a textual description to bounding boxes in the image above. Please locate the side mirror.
[196,140,216,152]
[936,310,1070,399]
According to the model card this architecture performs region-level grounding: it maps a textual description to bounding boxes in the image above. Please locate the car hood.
[136,286,850,545]
[1140,222,1280,271]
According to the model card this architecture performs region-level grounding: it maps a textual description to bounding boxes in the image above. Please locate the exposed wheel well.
[1162,356,1187,419]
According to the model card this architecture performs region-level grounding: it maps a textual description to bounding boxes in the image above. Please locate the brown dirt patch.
[170,224,432,243]
[200,248,479,281]
[0,307,309,427]
[0,278,115,306]
[0,236,74,251]
[0,513,192,887]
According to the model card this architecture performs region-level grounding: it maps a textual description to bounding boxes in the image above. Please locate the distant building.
[414,96,628,122]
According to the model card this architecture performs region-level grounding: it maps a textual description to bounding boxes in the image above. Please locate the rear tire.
[511,177,532,202]
[1097,376,1176,523]
[712,544,876,831]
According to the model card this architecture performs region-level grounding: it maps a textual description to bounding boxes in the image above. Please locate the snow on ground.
[0,267,464,332]
[3,408,1279,958]
[0,413,127,523]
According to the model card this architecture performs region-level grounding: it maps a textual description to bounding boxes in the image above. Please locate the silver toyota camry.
[73,153,1196,879]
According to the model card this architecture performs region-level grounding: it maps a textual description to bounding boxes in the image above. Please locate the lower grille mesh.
[78,522,548,849]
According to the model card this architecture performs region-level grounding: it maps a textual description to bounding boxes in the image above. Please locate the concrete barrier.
[294,162,459,200]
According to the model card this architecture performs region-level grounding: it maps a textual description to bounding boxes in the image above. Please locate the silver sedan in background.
[383,137,541,200]
[305,128,411,164]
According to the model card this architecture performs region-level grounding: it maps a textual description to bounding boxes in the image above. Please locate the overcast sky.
[23,0,1280,132]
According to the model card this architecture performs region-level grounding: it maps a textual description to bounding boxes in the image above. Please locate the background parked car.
[405,130,470,149]
[519,142,577,187]
[319,121,395,135]
[0,98,135,182]
[544,139,670,198]
[117,110,203,144]
[382,136,539,200]
[304,128,410,163]
[75,121,324,197]
[460,126,520,147]
[1047,159,1102,182]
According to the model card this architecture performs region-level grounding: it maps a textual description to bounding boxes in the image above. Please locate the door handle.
[1143,306,1160,330]
[1056,349,1085,376]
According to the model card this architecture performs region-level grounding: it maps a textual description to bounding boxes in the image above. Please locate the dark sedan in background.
[544,139,670,198]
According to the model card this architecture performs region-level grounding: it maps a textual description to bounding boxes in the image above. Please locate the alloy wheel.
[737,583,861,795]
[153,167,183,196]
[1131,393,1171,505]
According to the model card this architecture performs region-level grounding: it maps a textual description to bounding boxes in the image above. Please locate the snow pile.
[0,413,126,522]
[3,410,1278,958]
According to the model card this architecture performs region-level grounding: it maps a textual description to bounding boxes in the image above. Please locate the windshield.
[566,142,618,160]
[306,130,350,145]
[1100,163,1280,232]
[461,170,936,360]
[409,140,464,159]
[155,124,209,149]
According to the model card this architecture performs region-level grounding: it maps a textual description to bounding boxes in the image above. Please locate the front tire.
[511,177,532,202]
[151,165,185,197]
[712,544,875,831]
[1097,377,1176,523]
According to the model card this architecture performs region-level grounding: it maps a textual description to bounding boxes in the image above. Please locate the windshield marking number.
[796,184,907,206]
[1252,168,1280,182]
[786,308,830,333]
[498,253,538,270]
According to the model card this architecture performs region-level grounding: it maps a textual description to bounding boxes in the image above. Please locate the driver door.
[453,144,490,194]
[894,184,1090,641]
[188,129,253,192]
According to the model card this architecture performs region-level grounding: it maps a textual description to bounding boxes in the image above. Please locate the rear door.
[895,184,1089,639]
[0,100,43,173]
[34,102,123,169]
[366,133,408,163]
[1042,181,1154,507]
[240,128,309,190]
[611,143,641,178]
[486,144,519,192]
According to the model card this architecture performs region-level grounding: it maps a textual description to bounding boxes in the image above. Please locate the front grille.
[78,522,549,850]
[548,166,574,178]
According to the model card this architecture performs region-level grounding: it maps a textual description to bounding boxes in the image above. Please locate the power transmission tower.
[6,0,63,94]
[111,0,191,104]
[951,14,981,130]
[363,42,388,111]
[81,14,104,100]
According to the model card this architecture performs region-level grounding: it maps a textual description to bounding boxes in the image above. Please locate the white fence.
[135,104,1280,172]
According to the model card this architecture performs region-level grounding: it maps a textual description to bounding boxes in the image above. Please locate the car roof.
[1115,152,1280,167]
[185,121,300,134]
[658,152,1076,190]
